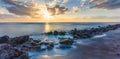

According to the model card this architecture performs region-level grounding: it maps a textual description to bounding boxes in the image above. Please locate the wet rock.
[79,33,91,38]
[27,46,41,50]
[0,35,9,44]
[53,31,59,35]
[47,43,54,50]
[0,43,28,59]
[57,45,71,49]
[116,53,120,56]
[21,41,41,51]
[41,39,54,45]
[11,35,29,45]
[59,38,74,45]
[19,54,28,59]
[33,40,41,43]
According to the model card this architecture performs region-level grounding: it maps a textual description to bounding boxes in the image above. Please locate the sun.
[43,10,54,20]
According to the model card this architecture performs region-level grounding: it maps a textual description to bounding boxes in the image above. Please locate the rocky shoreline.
[0,24,120,59]
[46,24,120,38]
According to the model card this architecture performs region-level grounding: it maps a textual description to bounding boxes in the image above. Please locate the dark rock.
[57,45,71,49]
[0,35,9,44]
[33,40,41,43]
[19,54,28,59]
[11,35,29,45]
[53,31,59,35]
[0,43,28,59]
[47,43,54,50]
[79,33,91,38]
[116,53,120,56]
[59,38,74,45]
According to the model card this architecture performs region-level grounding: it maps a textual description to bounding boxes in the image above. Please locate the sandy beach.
[36,28,120,59]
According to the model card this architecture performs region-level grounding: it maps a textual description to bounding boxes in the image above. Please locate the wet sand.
[36,28,120,59]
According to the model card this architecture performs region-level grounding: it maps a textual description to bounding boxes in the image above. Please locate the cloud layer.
[1,0,40,17]
[90,0,120,9]
[0,0,120,18]
[47,5,68,15]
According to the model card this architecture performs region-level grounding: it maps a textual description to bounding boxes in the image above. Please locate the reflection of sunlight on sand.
[41,55,51,58]
[36,54,64,59]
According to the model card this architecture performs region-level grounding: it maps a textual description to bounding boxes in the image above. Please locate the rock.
[53,31,59,35]
[59,38,74,45]
[11,35,29,45]
[41,39,54,45]
[19,54,28,59]
[0,43,28,59]
[33,40,41,43]
[79,33,91,38]
[47,43,54,50]
[21,42,41,51]
[116,53,120,56]
[0,35,9,44]
[57,45,71,49]
[31,42,39,46]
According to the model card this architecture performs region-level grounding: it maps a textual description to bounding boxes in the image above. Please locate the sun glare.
[43,10,54,20]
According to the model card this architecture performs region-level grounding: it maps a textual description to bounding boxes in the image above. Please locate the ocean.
[0,22,120,59]
[0,22,119,37]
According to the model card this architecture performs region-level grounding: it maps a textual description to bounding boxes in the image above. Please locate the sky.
[0,0,120,22]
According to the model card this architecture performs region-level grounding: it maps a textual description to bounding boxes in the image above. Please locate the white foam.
[93,34,107,38]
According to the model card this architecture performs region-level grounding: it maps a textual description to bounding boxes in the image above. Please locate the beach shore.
[0,24,120,59]
[37,28,120,59]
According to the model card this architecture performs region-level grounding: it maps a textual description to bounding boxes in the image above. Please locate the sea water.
[0,22,119,59]
[0,22,118,37]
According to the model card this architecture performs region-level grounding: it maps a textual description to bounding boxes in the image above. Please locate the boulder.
[47,43,54,50]
[59,38,74,45]
[11,35,29,45]
[57,45,71,49]
[0,35,9,43]
[0,43,28,59]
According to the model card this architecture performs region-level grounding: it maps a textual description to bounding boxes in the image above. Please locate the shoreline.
[0,24,120,59]
[45,24,120,38]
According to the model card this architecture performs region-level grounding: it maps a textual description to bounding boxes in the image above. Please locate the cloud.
[46,0,68,7]
[72,7,80,13]
[84,16,120,19]
[0,14,20,19]
[1,0,40,17]
[63,0,68,3]
[47,5,68,16]
[90,0,120,9]
[81,0,86,7]
[0,0,70,17]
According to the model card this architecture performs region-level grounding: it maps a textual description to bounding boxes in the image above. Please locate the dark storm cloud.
[90,0,120,9]
[47,5,68,15]
[1,0,40,17]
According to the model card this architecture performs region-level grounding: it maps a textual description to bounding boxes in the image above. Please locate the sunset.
[0,0,120,22]
[0,0,120,59]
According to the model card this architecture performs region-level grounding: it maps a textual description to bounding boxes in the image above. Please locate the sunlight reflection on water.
[44,23,51,33]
